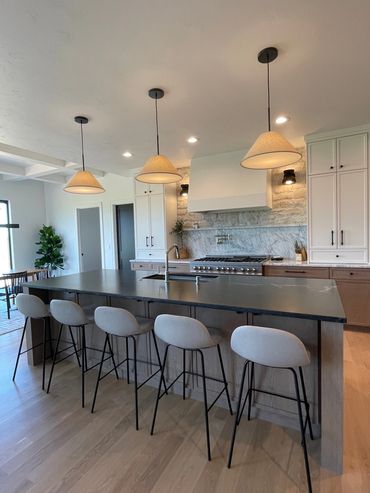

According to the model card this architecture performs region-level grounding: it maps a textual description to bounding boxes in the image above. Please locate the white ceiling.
[0,0,370,181]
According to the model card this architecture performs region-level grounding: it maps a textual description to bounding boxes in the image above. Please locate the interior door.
[77,207,102,272]
[116,204,135,270]
[309,174,336,249]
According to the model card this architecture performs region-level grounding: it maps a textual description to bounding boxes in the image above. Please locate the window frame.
[0,199,13,269]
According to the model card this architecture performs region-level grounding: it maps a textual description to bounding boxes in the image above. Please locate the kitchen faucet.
[165,244,179,283]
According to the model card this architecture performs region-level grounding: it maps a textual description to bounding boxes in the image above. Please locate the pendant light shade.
[241,131,301,169]
[136,88,182,184]
[241,47,301,170]
[64,116,105,194]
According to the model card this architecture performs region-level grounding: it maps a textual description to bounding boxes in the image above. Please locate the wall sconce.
[180,184,189,197]
[282,169,296,185]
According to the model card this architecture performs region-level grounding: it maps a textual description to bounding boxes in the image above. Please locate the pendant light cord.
[80,122,86,171]
[155,95,160,155]
[267,55,271,131]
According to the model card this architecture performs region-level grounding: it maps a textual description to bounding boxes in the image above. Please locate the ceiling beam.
[0,162,26,176]
[0,142,66,168]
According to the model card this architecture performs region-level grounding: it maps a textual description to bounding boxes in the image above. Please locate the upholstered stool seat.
[150,314,233,461]
[227,325,313,493]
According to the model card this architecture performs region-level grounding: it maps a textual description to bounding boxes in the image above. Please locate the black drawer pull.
[285,270,307,274]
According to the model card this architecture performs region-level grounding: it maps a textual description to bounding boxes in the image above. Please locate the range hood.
[188,150,272,213]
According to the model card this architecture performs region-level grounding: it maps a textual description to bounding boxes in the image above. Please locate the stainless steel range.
[190,255,269,276]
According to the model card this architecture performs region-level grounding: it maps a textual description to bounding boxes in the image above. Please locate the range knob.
[221,267,225,271]
[232,267,237,272]
[194,266,199,270]
[252,268,256,272]
[226,267,231,271]
[207,267,212,271]
[246,268,250,272]
[240,267,245,273]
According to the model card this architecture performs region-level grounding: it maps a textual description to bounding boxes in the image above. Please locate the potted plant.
[171,219,189,259]
[34,225,64,276]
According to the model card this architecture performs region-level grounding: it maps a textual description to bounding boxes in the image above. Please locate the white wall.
[44,173,135,274]
[0,180,46,269]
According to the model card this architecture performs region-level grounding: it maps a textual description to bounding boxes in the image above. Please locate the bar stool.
[91,306,165,431]
[227,325,313,493]
[14,294,51,389]
[46,299,115,408]
[151,314,233,461]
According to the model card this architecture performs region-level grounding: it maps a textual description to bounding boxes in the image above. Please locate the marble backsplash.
[176,148,308,258]
[183,225,307,258]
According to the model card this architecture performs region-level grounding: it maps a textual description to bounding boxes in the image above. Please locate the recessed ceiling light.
[187,136,198,144]
[122,151,133,158]
[275,115,290,125]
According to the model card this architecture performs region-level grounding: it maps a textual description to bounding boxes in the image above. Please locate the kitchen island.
[24,269,345,474]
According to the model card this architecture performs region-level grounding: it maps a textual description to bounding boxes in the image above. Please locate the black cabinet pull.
[341,230,344,245]
[340,165,344,168]
[330,166,334,169]
[151,236,154,247]
[285,270,307,274]
[331,230,334,246]
[336,254,339,258]
[145,236,149,247]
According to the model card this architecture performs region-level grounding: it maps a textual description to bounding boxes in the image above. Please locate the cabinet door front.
[149,194,166,250]
[308,139,336,175]
[337,133,367,172]
[135,182,149,196]
[309,174,336,249]
[337,169,367,249]
[135,195,150,250]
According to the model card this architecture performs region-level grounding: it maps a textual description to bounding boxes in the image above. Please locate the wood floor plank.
[0,329,369,492]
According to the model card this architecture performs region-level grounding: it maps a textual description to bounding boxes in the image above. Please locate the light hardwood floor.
[0,327,369,493]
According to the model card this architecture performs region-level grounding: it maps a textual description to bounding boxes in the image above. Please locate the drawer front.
[168,263,190,272]
[331,268,370,281]
[131,262,153,270]
[263,265,330,279]
[310,249,368,264]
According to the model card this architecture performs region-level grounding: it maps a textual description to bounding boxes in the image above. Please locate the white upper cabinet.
[134,183,177,260]
[135,182,164,196]
[306,127,369,264]
[308,139,336,175]
[337,134,367,171]
[337,169,367,249]
[309,174,336,249]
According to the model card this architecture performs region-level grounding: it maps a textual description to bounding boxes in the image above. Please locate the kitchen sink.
[142,273,218,282]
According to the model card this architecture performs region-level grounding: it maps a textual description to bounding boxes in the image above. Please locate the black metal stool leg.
[198,349,211,461]
[47,323,63,393]
[247,362,255,420]
[151,345,169,435]
[91,334,109,413]
[291,368,313,493]
[47,317,53,358]
[151,331,168,394]
[182,349,186,399]
[81,325,86,408]
[106,334,119,380]
[216,344,233,415]
[42,318,47,390]
[126,337,130,384]
[299,367,314,440]
[130,336,139,430]
[68,325,81,367]
[12,317,28,381]
[227,360,248,468]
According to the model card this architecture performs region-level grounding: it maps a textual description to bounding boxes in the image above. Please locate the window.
[0,200,13,272]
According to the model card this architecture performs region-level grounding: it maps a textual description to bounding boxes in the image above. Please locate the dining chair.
[0,271,28,319]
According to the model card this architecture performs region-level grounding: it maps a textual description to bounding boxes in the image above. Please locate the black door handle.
[341,230,344,245]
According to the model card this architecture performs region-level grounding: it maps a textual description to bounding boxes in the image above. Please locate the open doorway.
[77,207,102,272]
[116,204,135,270]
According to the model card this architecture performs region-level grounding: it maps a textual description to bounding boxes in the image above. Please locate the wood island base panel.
[24,269,346,474]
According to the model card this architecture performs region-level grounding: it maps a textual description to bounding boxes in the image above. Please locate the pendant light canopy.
[64,116,105,194]
[241,47,301,170]
[136,88,182,184]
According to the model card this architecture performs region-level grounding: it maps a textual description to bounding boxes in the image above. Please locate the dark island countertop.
[24,269,346,323]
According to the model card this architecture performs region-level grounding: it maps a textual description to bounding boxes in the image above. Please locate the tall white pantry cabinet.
[134,182,177,260]
[306,127,369,263]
